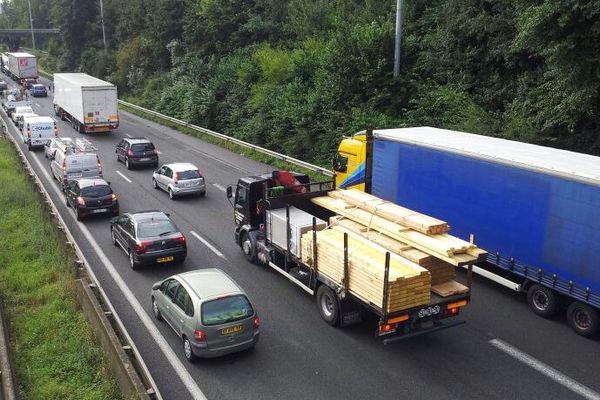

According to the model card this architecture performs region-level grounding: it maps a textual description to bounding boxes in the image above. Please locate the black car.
[65,178,119,221]
[116,138,159,169]
[110,211,187,270]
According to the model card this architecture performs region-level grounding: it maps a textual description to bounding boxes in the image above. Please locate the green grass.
[0,139,121,400]
[119,102,331,183]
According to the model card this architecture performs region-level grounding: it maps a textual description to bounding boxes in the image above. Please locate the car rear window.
[137,219,177,238]
[131,143,155,152]
[177,170,201,180]
[67,154,97,169]
[81,185,112,197]
[201,295,254,326]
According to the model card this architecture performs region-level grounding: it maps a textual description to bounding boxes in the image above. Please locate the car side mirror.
[115,148,118,153]
[226,186,233,199]
[165,213,170,217]
[152,281,162,291]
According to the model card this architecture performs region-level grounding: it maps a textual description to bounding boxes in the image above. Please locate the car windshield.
[137,219,177,238]
[81,185,112,198]
[177,169,200,180]
[201,295,254,326]
[131,143,155,152]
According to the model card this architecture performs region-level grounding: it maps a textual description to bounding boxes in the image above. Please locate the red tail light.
[76,196,86,206]
[62,160,67,173]
[173,172,179,184]
[253,316,260,330]
[111,193,117,201]
[152,148,158,155]
[194,330,206,342]
[27,129,31,138]
[175,234,186,245]
[378,322,398,335]
[127,149,133,157]
[97,156,102,174]
[135,240,151,254]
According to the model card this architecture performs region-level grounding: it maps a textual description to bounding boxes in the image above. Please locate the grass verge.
[0,138,121,399]
[119,102,331,183]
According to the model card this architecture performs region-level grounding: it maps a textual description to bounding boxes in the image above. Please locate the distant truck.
[334,127,600,337]
[53,73,119,133]
[5,52,38,84]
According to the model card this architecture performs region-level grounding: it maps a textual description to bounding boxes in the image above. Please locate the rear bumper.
[191,332,259,358]
[134,247,187,266]
[382,319,466,344]
[172,184,206,196]
[77,203,119,217]
[130,156,158,166]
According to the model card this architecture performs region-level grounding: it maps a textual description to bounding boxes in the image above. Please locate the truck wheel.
[316,285,339,326]
[527,284,558,317]
[567,302,599,337]
[241,232,257,264]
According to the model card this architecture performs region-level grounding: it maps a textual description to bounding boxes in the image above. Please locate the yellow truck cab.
[333,131,368,191]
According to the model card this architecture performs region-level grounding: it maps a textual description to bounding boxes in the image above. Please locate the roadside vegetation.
[0,138,120,399]
[1,0,599,163]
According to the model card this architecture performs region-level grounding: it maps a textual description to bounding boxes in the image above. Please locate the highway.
[3,75,600,400]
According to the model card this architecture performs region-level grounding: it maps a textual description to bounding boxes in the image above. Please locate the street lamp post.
[28,0,36,49]
[99,0,107,49]
[393,0,403,78]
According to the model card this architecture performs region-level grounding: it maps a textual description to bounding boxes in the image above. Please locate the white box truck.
[6,52,38,83]
[53,73,119,133]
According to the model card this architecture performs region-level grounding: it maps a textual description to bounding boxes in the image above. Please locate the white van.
[50,138,103,191]
[22,116,57,150]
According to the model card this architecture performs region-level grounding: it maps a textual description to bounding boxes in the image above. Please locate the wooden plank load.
[301,229,431,313]
[329,216,456,285]
[312,192,487,266]
[329,189,450,234]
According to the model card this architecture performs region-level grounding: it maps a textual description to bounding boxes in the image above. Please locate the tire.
[27,141,32,151]
[125,158,131,170]
[241,232,257,264]
[316,285,339,326]
[199,191,206,197]
[110,227,118,246]
[129,250,138,270]
[168,188,175,200]
[183,336,197,362]
[65,196,70,208]
[75,208,84,221]
[152,178,159,190]
[567,302,599,337]
[151,296,163,321]
[527,284,558,317]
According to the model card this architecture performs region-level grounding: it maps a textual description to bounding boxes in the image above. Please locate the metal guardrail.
[120,100,335,177]
[0,111,161,399]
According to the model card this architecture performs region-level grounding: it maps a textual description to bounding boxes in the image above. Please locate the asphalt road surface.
[3,74,599,400]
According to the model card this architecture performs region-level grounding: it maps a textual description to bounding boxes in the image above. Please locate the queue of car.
[4,73,260,360]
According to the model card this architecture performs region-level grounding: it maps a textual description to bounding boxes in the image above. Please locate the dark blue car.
[30,84,47,97]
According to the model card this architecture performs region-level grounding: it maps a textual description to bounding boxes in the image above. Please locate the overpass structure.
[0,28,59,50]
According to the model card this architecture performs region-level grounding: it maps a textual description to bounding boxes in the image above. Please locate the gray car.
[151,268,260,361]
[152,162,206,199]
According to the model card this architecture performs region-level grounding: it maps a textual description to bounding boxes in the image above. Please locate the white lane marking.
[212,183,226,192]
[190,231,226,259]
[489,339,600,400]
[28,151,208,400]
[125,133,132,138]
[116,170,132,183]
[35,102,41,107]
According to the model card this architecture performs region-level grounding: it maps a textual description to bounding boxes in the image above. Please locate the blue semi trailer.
[334,127,600,337]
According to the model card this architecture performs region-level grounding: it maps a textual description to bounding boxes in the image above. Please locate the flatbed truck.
[227,171,473,342]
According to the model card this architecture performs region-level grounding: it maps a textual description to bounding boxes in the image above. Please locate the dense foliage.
[2,0,599,164]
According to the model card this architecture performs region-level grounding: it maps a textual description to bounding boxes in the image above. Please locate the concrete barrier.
[0,301,17,400]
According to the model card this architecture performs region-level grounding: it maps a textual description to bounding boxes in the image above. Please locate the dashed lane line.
[190,231,226,260]
[212,183,226,192]
[116,170,132,183]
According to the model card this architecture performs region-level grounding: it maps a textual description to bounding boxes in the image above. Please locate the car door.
[157,166,169,188]
[114,216,131,249]
[171,285,195,337]
[159,279,181,330]
[163,167,173,188]
[66,181,79,207]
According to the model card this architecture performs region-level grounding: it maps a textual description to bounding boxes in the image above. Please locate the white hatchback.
[152,162,206,199]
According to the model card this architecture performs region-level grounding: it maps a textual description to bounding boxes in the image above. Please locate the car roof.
[165,162,198,172]
[130,210,170,222]
[32,83,45,88]
[75,178,109,188]
[177,268,244,300]
[23,116,54,123]
[124,137,152,144]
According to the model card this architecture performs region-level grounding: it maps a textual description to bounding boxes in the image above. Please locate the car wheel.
[75,208,84,221]
[152,178,159,190]
[129,250,138,270]
[183,336,197,362]
[27,141,32,151]
[316,285,339,326]
[125,158,131,170]
[241,232,257,264]
[527,284,558,318]
[567,302,599,337]
[199,191,206,198]
[65,196,70,208]
[110,227,118,246]
[168,188,175,200]
[151,296,163,321]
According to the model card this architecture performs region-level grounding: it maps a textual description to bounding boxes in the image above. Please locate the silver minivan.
[50,138,103,190]
[151,268,260,361]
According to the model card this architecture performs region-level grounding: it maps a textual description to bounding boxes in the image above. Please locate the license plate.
[221,325,243,335]
[157,256,174,263]
[417,305,441,319]
[70,173,82,178]
[139,157,150,161]
[91,208,108,214]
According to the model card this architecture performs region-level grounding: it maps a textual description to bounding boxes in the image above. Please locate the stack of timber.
[312,190,487,266]
[329,216,456,285]
[301,229,431,312]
